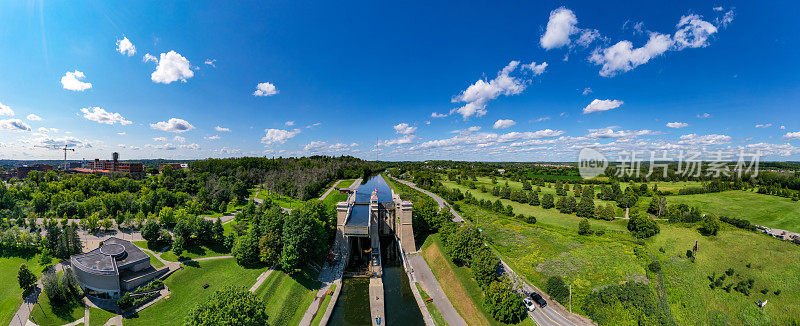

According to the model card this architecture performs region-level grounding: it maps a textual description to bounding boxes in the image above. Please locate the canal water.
[328,175,425,326]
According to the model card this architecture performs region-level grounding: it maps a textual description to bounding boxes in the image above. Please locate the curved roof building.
[70,237,155,299]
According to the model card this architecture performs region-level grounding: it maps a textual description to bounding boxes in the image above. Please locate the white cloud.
[666,122,688,128]
[673,15,718,50]
[61,71,93,91]
[431,112,447,118]
[589,32,673,77]
[522,62,548,75]
[0,101,13,116]
[719,10,735,28]
[26,114,42,121]
[493,119,516,129]
[451,61,532,119]
[0,119,31,131]
[534,117,550,122]
[697,112,711,119]
[285,121,295,126]
[143,53,158,63]
[783,132,800,140]
[261,128,300,145]
[80,107,132,125]
[204,59,216,67]
[150,118,195,133]
[153,137,167,142]
[576,29,601,47]
[540,8,578,50]
[713,6,723,11]
[678,133,731,145]
[587,127,660,138]
[117,132,126,135]
[581,87,592,95]
[393,123,417,135]
[755,123,772,128]
[35,136,92,148]
[780,125,786,130]
[38,127,49,133]
[306,122,322,128]
[414,129,563,149]
[215,126,231,132]
[151,51,194,84]
[173,136,186,143]
[583,99,623,114]
[378,135,417,146]
[180,143,200,150]
[253,82,278,96]
[116,37,136,56]
[204,135,220,140]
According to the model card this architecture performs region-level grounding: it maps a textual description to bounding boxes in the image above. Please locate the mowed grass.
[647,224,800,325]
[460,204,647,317]
[254,268,321,326]
[661,190,800,231]
[0,253,45,326]
[28,292,84,326]
[160,244,230,262]
[441,180,630,233]
[88,307,116,326]
[257,191,306,210]
[415,282,447,326]
[310,283,336,326]
[126,258,269,326]
[143,250,165,268]
[421,234,534,326]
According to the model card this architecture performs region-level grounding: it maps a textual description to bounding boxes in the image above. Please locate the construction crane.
[34,145,76,170]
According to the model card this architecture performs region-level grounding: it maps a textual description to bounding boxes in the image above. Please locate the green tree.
[141,219,161,244]
[470,247,499,288]
[233,226,261,267]
[484,278,526,324]
[578,219,592,236]
[541,193,555,209]
[184,286,269,326]
[528,191,540,206]
[576,192,595,218]
[699,215,720,236]
[258,232,281,265]
[627,214,660,238]
[172,235,186,257]
[18,264,37,292]
[546,276,569,303]
[444,226,483,266]
[280,202,328,271]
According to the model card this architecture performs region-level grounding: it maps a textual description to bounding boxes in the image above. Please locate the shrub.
[725,268,735,276]
[774,289,781,295]
[582,282,666,325]
[118,293,133,310]
[546,276,569,303]
[524,215,537,224]
[578,219,592,236]
[627,214,660,238]
[699,215,721,236]
[648,260,662,273]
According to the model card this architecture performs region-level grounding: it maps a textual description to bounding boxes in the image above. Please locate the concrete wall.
[397,201,416,253]
[71,261,121,295]
[121,268,169,291]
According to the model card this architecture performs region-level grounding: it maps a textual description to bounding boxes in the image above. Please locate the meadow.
[0,253,46,326]
[254,268,321,326]
[660,190,800,232]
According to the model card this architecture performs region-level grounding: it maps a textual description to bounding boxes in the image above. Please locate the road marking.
[540,308,562,326]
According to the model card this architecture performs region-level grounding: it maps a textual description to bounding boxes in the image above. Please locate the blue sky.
[1,0,799,161]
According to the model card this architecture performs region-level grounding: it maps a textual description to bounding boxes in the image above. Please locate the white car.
[523,298,536,312]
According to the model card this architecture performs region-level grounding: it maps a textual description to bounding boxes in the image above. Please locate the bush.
[699,215,720,236]
[546,276,569,303]
[648,260,662,273]
[118,293,133,310]
[582,282,667,325]
[627,214,660,238]
[578,219,592,236]
[524,215,537,224]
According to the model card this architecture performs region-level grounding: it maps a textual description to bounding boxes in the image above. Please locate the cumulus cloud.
[116,37,136,56]
[304,141,358,152]
[393,123,417,135]
[540,8,578,49]
[261,128,300,145]
[61,71,93,91]
[26,114,42,121]
[143,53,158,63]
[493,119,516,129]
[0,119,31,131]
[80,107,132,125]
[215,126,231,132]
[35,136,91,148]
[666,122,688,128]
[583,99,623,114]
[534,117,550,122]
[780,125,786,130]
[755,123,772,128]
[582,87,592,95]
[204,135,220,140]
[150,118,195,133]
[414,129,563,149]
[522,62,548,75]
[204,59,216,67]
[173,136,186,143]
[253,82,278,97]
[697,112,711,119]
[783,132,800,140]
[431,112,447,118]
[673,14,718,50]
[151,51,194,84]
[451,61,540,119]
[153,137,167,142]
[678,133,731,145]
[586,127,660,138]
[117,132,126,135]
[0,101,13,116]
[718,10,735,28]
[285,121,295,126]
[378,135,417,146]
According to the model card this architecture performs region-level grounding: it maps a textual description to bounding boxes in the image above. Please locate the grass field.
[415,282,446,326]
[88,307,116,326]
[310,284,336,326]
[160,243,230,262]
[257,191,306,210]
[468,176,699,197]
[201,202,246,218]
[0,253,46,326]
[647,224,800,325]
[254,268,321,326]
[28,293,84,326]
[420,234,534,326]
[126,258,269,325]
[143,250,165,268]
[658,190,800,231]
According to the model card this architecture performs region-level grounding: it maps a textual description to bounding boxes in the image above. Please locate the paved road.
[318,180,344,201]
[389,176,464,223]
[11,263,67,326]
[407,254,466,326]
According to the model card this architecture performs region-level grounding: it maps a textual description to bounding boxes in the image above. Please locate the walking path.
[318,180,343,200]
[389,176,464,223]
[249,269,275,293]
[11,263,67,326]
[407,254,466,326]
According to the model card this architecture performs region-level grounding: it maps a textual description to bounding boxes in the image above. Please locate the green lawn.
[659,190,800,231]
[88,307,116,326]
[160,243,230,262]
[310,284,336,326]
[143,250,165,268]
[421,234,534,326]
[0,253,46,326]
[201,202,246,218]
[126,258,269,325]
[415,282,446,326]
[257,191,306,210]
[28,293,84,326]
[646,224,800,325]
[254,268,321,326]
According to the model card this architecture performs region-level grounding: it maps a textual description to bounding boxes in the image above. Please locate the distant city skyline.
[1,1,799,161]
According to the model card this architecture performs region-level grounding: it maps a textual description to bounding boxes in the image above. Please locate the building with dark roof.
[70,237,166,299]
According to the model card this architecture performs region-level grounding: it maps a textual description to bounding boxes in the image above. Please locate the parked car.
[530,292,547,308]
[523,298,536,312]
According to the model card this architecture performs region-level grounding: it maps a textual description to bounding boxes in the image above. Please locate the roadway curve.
[389,175,595,326]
